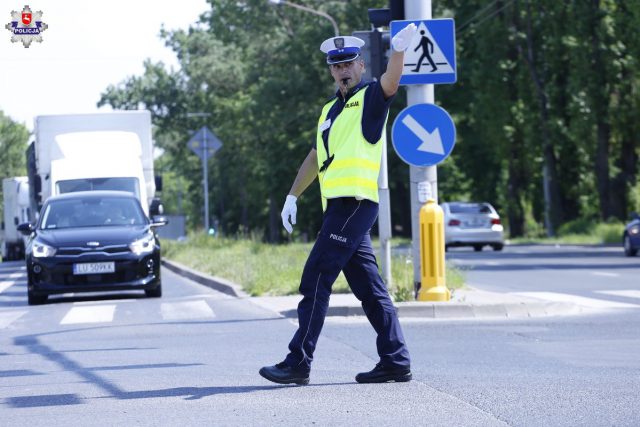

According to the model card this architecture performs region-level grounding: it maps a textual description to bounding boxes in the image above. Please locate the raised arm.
[380,23,417,99]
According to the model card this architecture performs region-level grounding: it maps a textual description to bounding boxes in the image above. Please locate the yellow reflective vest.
[316,86,387,211]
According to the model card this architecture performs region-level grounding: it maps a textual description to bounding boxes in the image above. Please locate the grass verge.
[162,234,465,302]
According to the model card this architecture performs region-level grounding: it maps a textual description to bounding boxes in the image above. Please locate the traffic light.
[353,1,403,81]
[390,0,405,21]
[353,30,385,81]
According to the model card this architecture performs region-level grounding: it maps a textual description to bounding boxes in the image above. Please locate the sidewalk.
[162,259,581,320]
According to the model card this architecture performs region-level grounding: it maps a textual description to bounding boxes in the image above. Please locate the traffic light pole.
[405,0,436,294]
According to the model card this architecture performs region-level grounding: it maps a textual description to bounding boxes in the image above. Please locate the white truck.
[26,111,162,220]
[1,177,31,261]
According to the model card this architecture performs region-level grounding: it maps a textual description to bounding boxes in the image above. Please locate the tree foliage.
[99,0,640,239]
[0,111,29,221]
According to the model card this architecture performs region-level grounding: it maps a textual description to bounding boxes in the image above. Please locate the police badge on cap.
[320,36,365,65]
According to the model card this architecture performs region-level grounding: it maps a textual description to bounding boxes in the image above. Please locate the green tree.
[0,111,29,220]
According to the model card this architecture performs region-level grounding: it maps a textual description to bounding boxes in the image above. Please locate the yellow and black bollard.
[417,199,450,301]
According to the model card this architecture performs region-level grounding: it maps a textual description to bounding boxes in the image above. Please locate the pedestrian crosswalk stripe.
[514,292,640,309]
[591,271,620,277]
[0,311,27,329]
[160,300,215,320]
[60,305,116,325]
[595,290,640,299]
[0,281,15,294]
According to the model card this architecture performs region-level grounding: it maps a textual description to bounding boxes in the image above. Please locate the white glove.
[392,23,417,52]
[281,195,297,234]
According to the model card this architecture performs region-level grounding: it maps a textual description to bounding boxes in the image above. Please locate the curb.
[162,259,581,319]
[161,259,248,298]
[281,301,580,319]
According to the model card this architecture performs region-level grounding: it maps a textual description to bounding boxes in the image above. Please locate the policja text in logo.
[5,5,48,48]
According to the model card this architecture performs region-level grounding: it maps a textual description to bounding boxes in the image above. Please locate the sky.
[0,0,208,130]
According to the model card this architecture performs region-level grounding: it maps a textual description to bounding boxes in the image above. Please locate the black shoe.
[259,362,310,385]
[355,363,412,383]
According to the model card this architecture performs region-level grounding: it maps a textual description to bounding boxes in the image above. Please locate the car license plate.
[73,262,115,275]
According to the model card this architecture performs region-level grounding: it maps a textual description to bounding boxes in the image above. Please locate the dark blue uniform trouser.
[284,197,411,372]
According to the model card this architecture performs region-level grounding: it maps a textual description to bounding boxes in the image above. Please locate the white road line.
[591,271,620,278]
[73,299,137,305]
[160,300,215,320]
[0,281,15,294]
[595,290,640,300]
[0,311,27,329]
[514,292,640,309]
[60,305,116,325]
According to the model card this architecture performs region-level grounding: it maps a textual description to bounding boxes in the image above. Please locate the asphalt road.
[447,244,640,310]
[1,246,639,426]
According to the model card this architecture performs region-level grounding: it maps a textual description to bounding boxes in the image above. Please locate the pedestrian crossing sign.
[391,19,457,85]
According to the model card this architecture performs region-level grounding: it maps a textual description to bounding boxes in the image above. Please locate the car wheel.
[27,290,47,305]
[473,245,483,252]
[492,244,504,251]
[624,234,637,257]
[145,283,162,298]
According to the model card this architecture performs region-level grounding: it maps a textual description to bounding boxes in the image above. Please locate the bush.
[557,218,595,236]
[595,222,624,244]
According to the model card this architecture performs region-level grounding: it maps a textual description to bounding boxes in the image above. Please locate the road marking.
[160,300,215,320]
[0,281,15,294]
[60,305,116,324]
[591,271,620,278]
[514,292,640,309]
[73,299,137,305]
[0,311,27,328]
[595,290,640,300]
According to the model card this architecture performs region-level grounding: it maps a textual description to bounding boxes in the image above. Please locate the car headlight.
[129,233,155,255]
[630,226,640,236]
[32,240,57,258]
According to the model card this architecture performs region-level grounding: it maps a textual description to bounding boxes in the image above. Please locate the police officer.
[260,23,418,386]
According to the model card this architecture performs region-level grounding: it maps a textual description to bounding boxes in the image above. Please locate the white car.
[441,202,504,251]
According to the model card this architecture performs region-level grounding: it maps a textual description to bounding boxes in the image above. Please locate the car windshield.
[449,203,493,214]
[57,177,140,199]
[40,196,146,229]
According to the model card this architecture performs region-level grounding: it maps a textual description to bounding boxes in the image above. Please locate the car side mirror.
[149,198,164,216]
[151,215,168,227]
[17,222,34,235]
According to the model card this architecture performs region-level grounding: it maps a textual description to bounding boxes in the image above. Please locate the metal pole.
[378,134,392,286]
[203,131,210,232]
[405,0,435,294]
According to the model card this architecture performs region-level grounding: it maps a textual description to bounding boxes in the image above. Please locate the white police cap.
[320,36,365,65]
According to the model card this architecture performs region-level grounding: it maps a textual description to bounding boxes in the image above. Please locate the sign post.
[188,126,222,232]
[393,0,458,295]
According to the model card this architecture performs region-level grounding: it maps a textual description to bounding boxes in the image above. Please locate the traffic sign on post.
[391,103,456,167]
[188,126,222,159]
[187,126,222,234]
[391,19,456,85]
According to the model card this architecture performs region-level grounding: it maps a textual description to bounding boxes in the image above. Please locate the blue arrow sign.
[391,19,456,85]
[391,103,456,167]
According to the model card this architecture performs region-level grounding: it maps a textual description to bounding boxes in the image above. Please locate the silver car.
[441,202,504,251]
